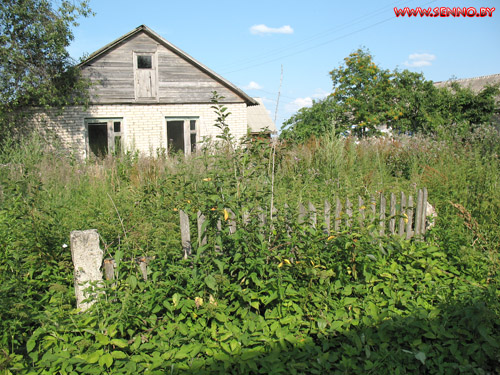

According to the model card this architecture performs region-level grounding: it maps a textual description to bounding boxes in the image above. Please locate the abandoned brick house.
[34,25,275,158]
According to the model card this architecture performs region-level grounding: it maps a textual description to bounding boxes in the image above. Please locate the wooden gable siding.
[82,32,244,104]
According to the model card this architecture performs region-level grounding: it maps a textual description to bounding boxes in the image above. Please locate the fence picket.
[335,197,342,232]
[179,210,191,259]
[421,188,428,235]
[197,211,207,246]
[298,203,306,225]
[345,198,353,228]
[358,196,365,226]
[324,200,331,234]
[406,195,414,240]
[398,192,406,236]
[309,202,317,229]
[389,193,396,235]
[379,194,386,235]
[415,189,423,236]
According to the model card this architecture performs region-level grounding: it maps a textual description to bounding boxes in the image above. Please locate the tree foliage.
[281,48,499,142]
[0,0,92,139]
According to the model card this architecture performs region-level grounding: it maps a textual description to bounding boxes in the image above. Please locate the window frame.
[84,118,123,157]
[165,117,199,156]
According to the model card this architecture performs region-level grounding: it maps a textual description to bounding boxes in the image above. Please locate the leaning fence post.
[197,211,207,247]
[179,210,191,259]
[70,229,103,312]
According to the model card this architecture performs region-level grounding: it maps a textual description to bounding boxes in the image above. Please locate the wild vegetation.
[1,121,499,373]
[1,2,499,373]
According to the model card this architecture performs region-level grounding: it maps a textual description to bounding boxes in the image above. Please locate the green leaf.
[96,332,109,346]
[87,349,103,364]
[415,351,426,365]
[99,353,113,368]
[110,338,128,348]
[215,313,228,322]
[111,350,127,359]
[128,275,137,290]
[172,293,180,307]
[205,274,217,290]
[26,338,36,353]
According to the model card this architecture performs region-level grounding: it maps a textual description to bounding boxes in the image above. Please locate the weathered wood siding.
[81,32,245,104]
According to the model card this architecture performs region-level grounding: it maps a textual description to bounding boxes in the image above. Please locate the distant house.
[434,73,500,126]
[34,25,275,157]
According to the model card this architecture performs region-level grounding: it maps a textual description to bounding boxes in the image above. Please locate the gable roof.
[79,25,258,106]
[247,98,276,134]
[434,73,500,100]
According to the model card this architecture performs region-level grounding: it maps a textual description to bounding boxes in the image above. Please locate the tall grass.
[0,130,499,372]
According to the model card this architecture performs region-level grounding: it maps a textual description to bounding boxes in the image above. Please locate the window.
[137,55,152,69]
[85,118,123,157]
[166,117,198,155]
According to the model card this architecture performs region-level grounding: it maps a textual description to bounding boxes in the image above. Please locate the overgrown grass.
[0,130,499,373]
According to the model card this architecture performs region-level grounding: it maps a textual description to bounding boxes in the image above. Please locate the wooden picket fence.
[178,188,430,259]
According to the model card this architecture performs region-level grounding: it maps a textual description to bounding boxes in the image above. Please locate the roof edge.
[79,25,258,106]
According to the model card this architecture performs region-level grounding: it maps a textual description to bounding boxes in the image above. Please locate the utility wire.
[219,0,408,71]
[221,0,437,74]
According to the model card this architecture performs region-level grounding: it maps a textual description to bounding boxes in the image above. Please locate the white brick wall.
[32,103,248,158]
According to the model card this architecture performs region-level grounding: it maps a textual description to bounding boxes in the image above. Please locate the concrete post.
[70,229,103,312]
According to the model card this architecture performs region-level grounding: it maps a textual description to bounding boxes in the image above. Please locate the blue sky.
[68,0,500,129]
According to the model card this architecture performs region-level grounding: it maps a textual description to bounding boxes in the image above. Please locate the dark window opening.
[137,55,152,69]
[88,123,108,157]
[167,120,185,154]
[113,121,121,133]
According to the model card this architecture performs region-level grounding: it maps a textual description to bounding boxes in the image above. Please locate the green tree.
[281,48,498,142]
[280,96,337,142]
[0,0,92,140]
[329,48,395,136]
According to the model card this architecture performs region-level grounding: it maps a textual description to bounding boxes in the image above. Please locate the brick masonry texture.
[32,103,248,158]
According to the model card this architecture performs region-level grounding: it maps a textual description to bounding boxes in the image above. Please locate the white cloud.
[250,24,294,35]
[243,81,262,90]
[286,97,313,112]
[404,53,436,67]
[312,88,329,99]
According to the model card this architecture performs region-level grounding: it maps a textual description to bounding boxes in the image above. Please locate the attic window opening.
[137,55,152,69]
